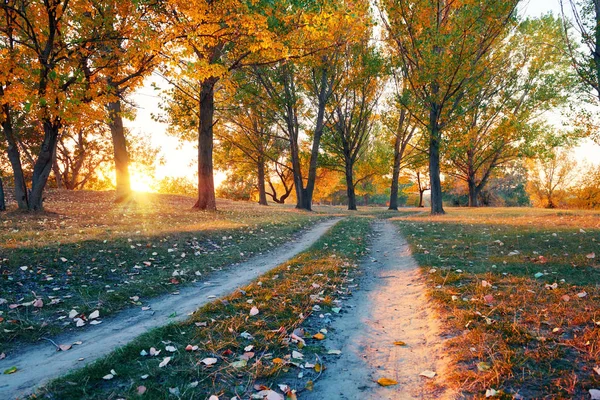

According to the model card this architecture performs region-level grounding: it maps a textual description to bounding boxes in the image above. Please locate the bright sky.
[125,0,599,191]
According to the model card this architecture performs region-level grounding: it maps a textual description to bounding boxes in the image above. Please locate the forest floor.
[0,191,325,348]
[1,194,600,399]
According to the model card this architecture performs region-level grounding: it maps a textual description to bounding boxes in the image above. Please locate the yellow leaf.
[377,377,398,386]
[313,333,325,340]
[314,363,323,372]
[393,341,406,346]
[272,358,284,364]
[305,380,314,391]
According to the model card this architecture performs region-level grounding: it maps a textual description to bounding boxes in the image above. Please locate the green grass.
[392,208,600,399]
[34,216,372,399]
[0,191,325,351]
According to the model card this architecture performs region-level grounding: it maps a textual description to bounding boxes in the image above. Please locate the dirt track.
[305,220,454,399]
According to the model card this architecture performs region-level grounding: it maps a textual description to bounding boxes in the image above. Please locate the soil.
[304,220,455,400]
[0,218,341,399]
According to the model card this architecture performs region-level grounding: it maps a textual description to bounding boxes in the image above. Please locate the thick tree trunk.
[2,106,28,209]
[429,110,445,215]
[468,177,479,207]
[257,157,268,206]
[107,99,132,203]
[29,121,60,211]
[194,78,217,211]
[0,175,5,211]
[345,160,357,211]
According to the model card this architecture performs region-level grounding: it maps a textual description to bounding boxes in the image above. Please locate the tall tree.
[160,0,301,210]
[445,15,575,207]
[322,41,384,210]
[381,0,520,214]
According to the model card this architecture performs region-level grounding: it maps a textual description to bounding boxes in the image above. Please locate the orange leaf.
[377,377,398,386]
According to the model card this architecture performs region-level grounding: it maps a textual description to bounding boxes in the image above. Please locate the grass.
[33,216,372,400]
[392,207,600,399]
[0,190,325,351]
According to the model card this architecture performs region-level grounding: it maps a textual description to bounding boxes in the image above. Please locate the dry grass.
[0,190,323,349]
[394,207,600,399]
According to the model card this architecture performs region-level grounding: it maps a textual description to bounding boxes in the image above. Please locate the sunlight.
[129,165,155,193]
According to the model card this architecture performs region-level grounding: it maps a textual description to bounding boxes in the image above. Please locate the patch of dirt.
[0,218,341,399]
[304,220,455,399]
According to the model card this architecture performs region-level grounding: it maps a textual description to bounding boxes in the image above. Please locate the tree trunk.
[389,134,402,211]
[194,78,217,211]
[29,121,60,211]
[2,106,28,209]
[429,110,445,215]
[107,99,132,203]
[257,157,268,206]
[345,160,357,211]
[468,177,479,207]
[418,189,425,208]
[0,175,5,211]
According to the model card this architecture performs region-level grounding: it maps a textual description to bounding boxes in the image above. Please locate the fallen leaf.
[159,357,171,367]
[137,385,147,395]
[88,310,100,320]
[594,366,600,376]
[292,350,303,359]
[272,358,284,364]
[419,370,436,378]
[0,353,5,360]
[33,299,44,308]
[3,366,17,375]
[376,377,398,386]
[58,344,72,352]
[249,306,259,316]
[230,359,247,368]
[201,357,218,366]
[477,362,491,372]
[149,347,160,356]
[587,252,596,259]
[393,341,406,346]
[483,294,494,303]
[313,333,325,340]
[102,374,114,380]
[590,389,600,400]
[327,349,342,355]
[68,310,78,319]
[165,345,177,352]
[485,388,499,398]
[561,295,570,302]
[577,292,588,298]
[208,396,219,400]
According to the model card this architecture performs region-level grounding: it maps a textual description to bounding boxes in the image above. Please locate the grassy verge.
[0,191,324,350]
[393,208,600,398]
[33,216,372,400]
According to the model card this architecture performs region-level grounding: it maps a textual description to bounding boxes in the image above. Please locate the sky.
[124,0,600,191]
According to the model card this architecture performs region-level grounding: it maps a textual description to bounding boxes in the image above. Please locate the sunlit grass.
[393,207,600,398]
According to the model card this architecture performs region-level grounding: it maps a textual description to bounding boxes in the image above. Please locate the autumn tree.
[445,15,574,207]
[215,74,289,206]
[87,0,163,202]
[527,149,578,208]
[380,0,520,214]
[321,41,385,210]
[383,74,420,210]
[159,0,305,210]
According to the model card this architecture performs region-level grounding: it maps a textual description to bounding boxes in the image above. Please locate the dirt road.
[305,220,454,400]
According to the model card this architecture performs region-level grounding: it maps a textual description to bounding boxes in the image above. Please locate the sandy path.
[0,218,341,399]
[305,220,454,400]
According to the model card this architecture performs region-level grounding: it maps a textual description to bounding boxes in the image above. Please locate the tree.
[445,15,575,207]
[383,75,420,210]
[572,164,600,209]
[159,0,308,210]
[381,0,520,214]
[216,75,288,206]
[251,1,371,210]
[322,41,385,210]
[527,149,578,208]
[52,124,113,190]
